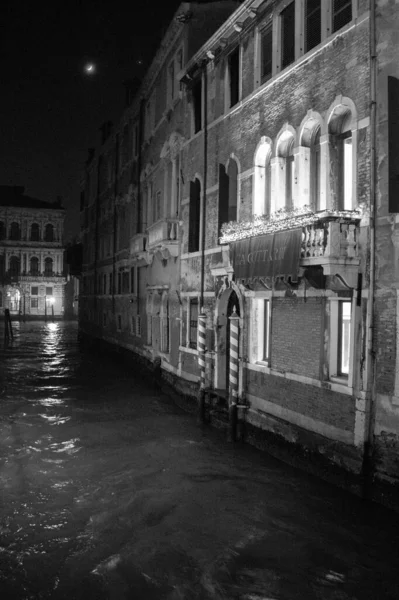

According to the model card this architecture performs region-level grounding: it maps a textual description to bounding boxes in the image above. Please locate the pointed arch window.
[218,159,239,239]
[329,107,355,210]
[310,128,321,210]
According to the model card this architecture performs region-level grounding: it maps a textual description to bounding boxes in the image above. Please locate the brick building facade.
[80,0,399,509]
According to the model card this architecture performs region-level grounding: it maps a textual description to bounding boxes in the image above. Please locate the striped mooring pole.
[197,309,207,423]
[228,307,240,441]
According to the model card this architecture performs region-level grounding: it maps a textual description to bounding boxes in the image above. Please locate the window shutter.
[389,76,399,213]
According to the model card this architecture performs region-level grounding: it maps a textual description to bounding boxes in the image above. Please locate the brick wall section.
[247,369,356,432]
[374,290,396,395]
[271,297,323,380]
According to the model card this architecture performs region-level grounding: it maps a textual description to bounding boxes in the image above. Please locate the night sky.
[0,0,185,241]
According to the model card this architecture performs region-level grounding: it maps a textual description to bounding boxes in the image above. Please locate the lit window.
[338,300,351,376]
[252,298,271,364]
[329,299,352,381]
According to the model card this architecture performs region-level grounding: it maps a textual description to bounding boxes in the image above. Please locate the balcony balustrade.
[301,219,358,261]
[146,219,179,258]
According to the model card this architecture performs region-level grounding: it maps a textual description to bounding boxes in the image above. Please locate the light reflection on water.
[0,322,399,600]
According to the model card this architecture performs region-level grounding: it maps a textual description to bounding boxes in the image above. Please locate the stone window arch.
[30,223,40,241]
[272,127,296,212]
[10,222,21,241]
[44,223,54,242]
[44,257,53,276]
[253,137,272,217]
[327,96,357,210]
[30,256,39,275]
[9,255,20,277]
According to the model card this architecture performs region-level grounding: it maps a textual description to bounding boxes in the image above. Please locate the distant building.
[0,186,66,318]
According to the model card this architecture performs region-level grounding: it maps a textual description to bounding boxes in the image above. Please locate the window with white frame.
[251,297,271,364]
[329,298,352,380]
[254,139,272,216]
[310,128,321,210]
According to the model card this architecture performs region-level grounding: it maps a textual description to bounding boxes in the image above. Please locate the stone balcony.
[146,219,179,259]
[130,233,147,258]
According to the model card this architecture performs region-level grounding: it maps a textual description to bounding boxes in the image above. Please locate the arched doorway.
[215,285,241,394]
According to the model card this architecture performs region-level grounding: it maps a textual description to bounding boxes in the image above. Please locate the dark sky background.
[0,0,186,241]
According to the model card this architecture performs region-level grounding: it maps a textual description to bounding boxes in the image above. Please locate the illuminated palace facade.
[80,0,399,508]
[0,186,66,318]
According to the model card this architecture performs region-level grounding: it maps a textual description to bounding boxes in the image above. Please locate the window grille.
[332,0,352,32]
[305,0,321,52]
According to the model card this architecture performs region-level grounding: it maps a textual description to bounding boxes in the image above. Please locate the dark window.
[44,258,53,276]
[311,129,322,210]
[109,273,113,295]
[281,2,295,69]
[286,154,295,209]
[228,47,240,108]
[388,76,399,212]
[10,222,21,241]
[118,315,122,330]
[44,224,54,242]
[218,164,230,239]
[227,160,238,222]
[188,179,201,253]
[122,271,129,294]
[30,257,39,275]
[261,23,273,82]
[263,299,270,362]
[0,222,5,240]
[332,0,352,33]
[30,223,40,241]
[192,78,202,134]
[9,256,20,277]
[118,271,122,294]
[46,287,53,296]
[130,267,136,294]
[305,0,321,52]
[189,299,198,349]
[0,256,5,278]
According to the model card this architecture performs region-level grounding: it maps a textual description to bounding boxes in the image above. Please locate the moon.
[84,63,96,75]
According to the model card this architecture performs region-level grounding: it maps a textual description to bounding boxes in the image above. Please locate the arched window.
[44,257,53,276]
[44,224,54,242]
[310,128,321,210]
[188,178,201,253]
[30,257,39,275]
[10,222,21,241]
[30,223,40,241]
[328,101,356,210]
[272,129,296,212]
[9,256,20,277]
[278,136,295,210]
[253,138,272,216]
[0,222,5,241]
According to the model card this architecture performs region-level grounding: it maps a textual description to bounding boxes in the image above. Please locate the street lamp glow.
[49,296,55,305]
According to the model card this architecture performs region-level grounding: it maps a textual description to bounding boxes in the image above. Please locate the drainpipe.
[198,60,209,422]
[362,0,377,497]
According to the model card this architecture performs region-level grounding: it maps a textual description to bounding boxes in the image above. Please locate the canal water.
[0,321,399,599]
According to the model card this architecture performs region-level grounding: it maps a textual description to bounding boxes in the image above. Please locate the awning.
[230,228,303,283]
